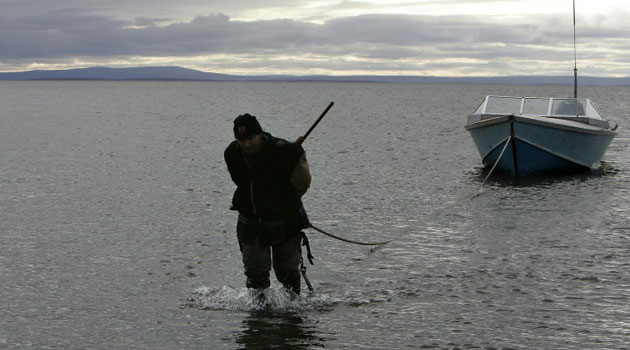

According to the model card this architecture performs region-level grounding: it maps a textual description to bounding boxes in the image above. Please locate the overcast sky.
[1,0,628,76]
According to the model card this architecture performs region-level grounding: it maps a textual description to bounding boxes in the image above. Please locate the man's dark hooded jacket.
[224,133,309,245]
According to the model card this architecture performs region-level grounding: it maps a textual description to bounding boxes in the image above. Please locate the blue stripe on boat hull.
[467,116,615,176]
[483,138,588,176]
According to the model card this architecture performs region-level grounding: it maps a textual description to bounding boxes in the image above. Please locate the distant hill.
[1,66,629,86]
[0,66,235,81]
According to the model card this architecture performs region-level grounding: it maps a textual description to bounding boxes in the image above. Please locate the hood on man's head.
[233,113,263,140]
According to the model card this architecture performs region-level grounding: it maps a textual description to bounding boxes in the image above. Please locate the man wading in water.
[224,113,311,295]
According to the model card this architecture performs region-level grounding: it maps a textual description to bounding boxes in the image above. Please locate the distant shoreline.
[1,66,629,86]
[14,79,628,86]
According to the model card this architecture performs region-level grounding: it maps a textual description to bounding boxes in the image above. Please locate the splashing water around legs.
[187,286,335,312]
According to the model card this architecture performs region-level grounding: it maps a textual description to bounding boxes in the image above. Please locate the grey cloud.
[1,8,628,75]
[130,17,173,27]
[0,0,310,20]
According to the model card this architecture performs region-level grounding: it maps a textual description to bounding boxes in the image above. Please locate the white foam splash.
[189,286,336,312]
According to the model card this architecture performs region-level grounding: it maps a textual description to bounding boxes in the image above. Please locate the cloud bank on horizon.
[1,0,629,76]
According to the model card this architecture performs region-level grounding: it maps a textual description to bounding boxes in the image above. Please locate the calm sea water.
[1,81,629,349]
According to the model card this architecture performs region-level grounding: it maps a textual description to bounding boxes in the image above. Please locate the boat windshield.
[473,95,604,120]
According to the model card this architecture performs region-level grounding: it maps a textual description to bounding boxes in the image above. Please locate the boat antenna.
[573,0,578,98]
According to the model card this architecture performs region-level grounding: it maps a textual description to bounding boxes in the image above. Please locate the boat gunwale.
[465,114,618,136]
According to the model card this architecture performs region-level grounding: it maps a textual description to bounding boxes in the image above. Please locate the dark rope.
[300,231,314,265]
[299,231,314,292]
[308,224,391,246]
[300,259,314,293]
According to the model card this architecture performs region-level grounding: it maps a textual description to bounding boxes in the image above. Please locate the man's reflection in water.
[235,312,329,349]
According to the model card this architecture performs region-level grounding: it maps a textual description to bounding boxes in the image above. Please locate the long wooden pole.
[303,101,334,141]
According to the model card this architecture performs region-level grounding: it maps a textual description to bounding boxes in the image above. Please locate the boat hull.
[465,115,616,176]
